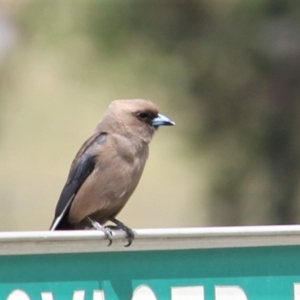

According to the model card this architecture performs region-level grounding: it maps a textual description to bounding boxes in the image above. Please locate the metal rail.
[1,225,300,255]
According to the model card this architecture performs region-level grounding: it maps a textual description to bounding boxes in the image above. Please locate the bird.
[49,99,175,246]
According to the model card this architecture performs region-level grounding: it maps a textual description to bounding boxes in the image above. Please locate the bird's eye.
[138,112,149,120]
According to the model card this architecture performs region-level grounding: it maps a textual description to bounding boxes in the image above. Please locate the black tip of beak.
[152,114,175,127]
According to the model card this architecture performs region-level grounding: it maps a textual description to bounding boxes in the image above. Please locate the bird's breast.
[68,136,149,225]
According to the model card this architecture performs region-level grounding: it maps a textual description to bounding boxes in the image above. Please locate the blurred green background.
[1,0,300,231]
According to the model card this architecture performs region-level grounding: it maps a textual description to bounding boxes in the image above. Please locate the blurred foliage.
[2,0,300,228]
[68,0,300,225]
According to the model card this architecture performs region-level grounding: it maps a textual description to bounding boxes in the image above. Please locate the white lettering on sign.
[215,286,248,300]
[41,292,54,300]
[73,291,85,300]
[41,290,105,300]
[93,290,105,300]
[132,285,157,300]
[171,286,204,300]
[41,290,86,300]
[7,290,30,300]
[6,289,105,300]
[294,283,300,299]
[4,284,269,300]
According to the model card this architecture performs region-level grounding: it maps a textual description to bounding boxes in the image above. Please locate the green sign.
[1,227,300,299]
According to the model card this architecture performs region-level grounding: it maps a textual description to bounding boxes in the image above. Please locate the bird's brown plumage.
[50,99,174,233]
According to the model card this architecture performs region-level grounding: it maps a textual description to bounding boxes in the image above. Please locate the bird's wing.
[49,132,107,230]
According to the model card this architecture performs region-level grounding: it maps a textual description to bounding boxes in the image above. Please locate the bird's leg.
[107,217,135,247]
[86,217,113,246]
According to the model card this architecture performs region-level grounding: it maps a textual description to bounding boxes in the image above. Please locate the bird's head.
[101,99,175,143]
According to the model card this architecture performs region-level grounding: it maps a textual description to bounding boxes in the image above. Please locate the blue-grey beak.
[152,114,175,127]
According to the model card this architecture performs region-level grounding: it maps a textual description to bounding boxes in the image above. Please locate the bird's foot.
[109,217,135,247]
[86,217,113,246]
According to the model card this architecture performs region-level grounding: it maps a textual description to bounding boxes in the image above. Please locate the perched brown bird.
[50,99,174,246]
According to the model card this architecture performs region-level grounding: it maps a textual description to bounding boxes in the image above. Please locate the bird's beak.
[152,114,175,127]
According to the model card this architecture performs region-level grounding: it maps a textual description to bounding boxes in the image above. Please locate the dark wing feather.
[49,132,107,230]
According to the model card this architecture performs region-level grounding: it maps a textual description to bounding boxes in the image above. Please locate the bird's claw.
[124,228,134,247]
[103,227,113,246]
[86,217,113,246]
[86,217,134,247]
[108,217,135,247]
